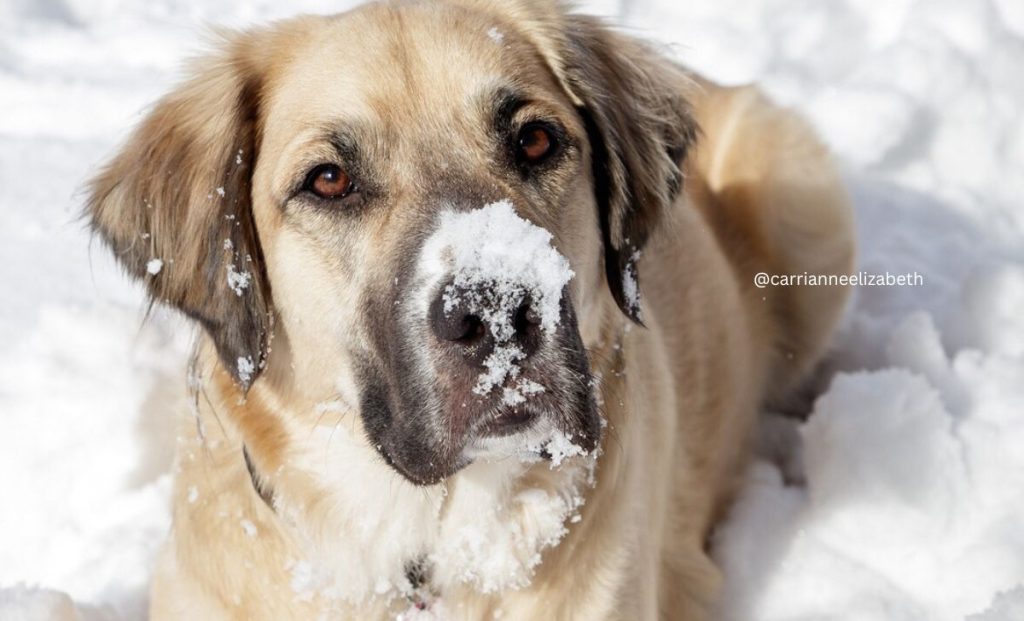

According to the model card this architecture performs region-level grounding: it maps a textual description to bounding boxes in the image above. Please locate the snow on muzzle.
[419,200,574,409]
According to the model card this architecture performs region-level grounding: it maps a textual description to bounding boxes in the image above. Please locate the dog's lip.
[477,404,540,437]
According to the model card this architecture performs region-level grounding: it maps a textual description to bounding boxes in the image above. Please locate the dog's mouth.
[476,402,542,437]
[461,356,601,459]
[357,316,600,486]
[462,401,600,466]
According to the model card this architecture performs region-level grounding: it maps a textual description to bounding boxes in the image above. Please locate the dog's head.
[87,0,696,485]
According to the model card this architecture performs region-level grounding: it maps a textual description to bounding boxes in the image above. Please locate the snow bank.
[716,334,1024,619]
[0,306,186,618]
[0,585,122,621]
[969,587,1024,621]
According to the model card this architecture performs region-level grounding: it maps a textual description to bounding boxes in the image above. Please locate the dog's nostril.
[512,303,535,336]
[429,293,490,347]
[512,299,543,358]
[516,302,541,330]
[457,315,486,343]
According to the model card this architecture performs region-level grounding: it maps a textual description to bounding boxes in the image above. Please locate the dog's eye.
[516,123,556,165]
[306,164,355,199]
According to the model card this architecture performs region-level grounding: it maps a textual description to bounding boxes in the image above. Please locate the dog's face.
[87,0,696,485]
[256,5,606,484]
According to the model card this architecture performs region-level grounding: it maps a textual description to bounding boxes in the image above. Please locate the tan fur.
[687,78,855,405]
[88,1,854,619]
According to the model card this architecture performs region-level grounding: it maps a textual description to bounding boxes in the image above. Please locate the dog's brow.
[492,87,530,134]
[327,125,362,163]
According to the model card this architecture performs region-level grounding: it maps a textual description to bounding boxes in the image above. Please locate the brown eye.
[517,123,555,164]
[307,164,354,199]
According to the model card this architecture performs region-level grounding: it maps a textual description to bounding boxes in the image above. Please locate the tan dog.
[87,0,854,618]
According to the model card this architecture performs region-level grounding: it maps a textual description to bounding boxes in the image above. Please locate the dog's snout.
[429,285,543,362]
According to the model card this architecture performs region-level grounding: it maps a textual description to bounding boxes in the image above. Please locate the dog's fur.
[87,0,854,618]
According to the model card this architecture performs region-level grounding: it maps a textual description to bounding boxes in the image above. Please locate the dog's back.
[689,80,855,403]
[634,76,854,616]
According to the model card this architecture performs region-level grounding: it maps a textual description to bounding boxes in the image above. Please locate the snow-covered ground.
[1,0,1022,619]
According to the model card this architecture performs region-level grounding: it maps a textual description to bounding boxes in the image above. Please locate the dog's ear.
[512,4,699,322]
[563,17,698,323]
[86,31,273,389]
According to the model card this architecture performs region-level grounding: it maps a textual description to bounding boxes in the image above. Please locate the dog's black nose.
[429,285,542,363]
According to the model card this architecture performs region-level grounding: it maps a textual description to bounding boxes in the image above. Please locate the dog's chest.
[273,426,594,608]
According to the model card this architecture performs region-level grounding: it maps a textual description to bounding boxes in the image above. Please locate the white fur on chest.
[271,420,595,608]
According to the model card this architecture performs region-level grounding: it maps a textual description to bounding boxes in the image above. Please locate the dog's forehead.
[267,4,545,126]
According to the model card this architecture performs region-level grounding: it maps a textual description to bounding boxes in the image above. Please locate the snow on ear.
[545,13,698,322]
[85,31,273,389]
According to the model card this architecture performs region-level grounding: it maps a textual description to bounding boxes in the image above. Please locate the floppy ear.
[86,31,273,389]
[509,3,699,322]
[565,17,698,322]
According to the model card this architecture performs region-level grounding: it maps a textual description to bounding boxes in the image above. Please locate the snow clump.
[236,356,256,384]
[421,200,574,401]
[226,263,251,296]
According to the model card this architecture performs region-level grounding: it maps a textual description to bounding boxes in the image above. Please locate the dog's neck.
[266,410,598,606]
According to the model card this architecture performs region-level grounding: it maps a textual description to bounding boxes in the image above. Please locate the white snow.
[970,587,1024,621]
[2,0,1023,619]
[475,343,525,397]
[430,457,592,594]
[226,263,251,296]
[501,378,544,408]
[236,356,256,384]
[620,250,642,319]
[145,259,162,275]
[535,430,587,468]
[421,200,574,400]
[0,586,106,621]
[486,26,504,44]
[428,200,573,337]
[239,519,258,538]
[715,315,1024,620]
[285,559,322,603]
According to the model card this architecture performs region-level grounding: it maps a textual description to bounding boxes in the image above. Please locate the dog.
[86,0,854,618]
